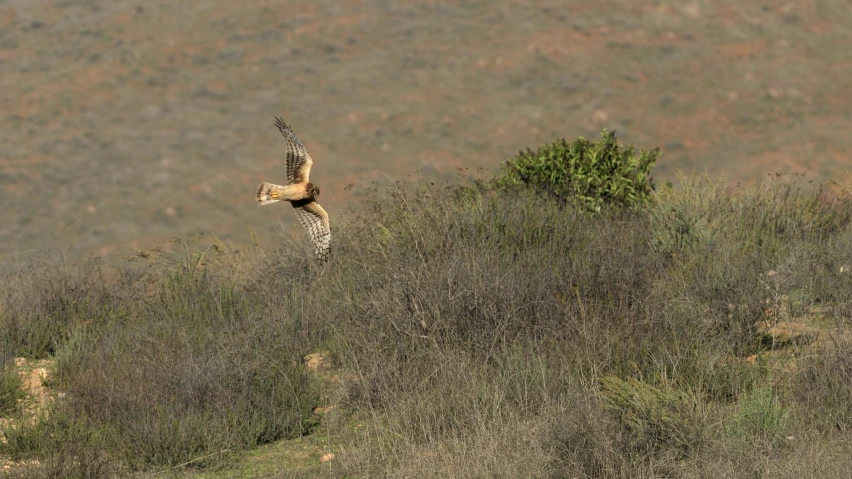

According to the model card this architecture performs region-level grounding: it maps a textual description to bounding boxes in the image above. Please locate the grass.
[2,172,852,477]
[0,365,25,416]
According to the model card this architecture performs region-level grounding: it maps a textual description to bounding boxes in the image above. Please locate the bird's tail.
[256,182,286,206]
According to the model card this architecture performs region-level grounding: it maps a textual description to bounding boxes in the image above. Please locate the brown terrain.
[1,0,850,260]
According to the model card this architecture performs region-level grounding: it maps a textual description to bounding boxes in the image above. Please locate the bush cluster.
[495,129,660,212]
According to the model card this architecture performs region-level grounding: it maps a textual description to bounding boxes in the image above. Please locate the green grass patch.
[0,365,25,416]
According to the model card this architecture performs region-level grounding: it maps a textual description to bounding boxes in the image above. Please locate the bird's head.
[307,183,320,199]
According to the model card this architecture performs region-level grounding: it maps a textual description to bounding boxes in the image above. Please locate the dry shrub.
[3,173,852,476]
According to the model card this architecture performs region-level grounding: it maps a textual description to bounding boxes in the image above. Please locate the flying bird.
[256,117,331,263]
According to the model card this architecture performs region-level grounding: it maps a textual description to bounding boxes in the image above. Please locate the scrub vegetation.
[3,132,852,478]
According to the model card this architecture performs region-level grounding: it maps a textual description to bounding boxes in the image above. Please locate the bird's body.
[256,117,331,263]
[256,181,317,204]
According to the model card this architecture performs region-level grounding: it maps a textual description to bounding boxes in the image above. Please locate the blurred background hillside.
[1,0,850,259]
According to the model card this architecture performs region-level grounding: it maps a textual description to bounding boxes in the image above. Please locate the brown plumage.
[256,117,331,263]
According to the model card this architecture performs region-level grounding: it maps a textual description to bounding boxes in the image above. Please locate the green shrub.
[729,386,788,439]
[1,363,25,416]
[496,129,659,212]
[598,376,706,457]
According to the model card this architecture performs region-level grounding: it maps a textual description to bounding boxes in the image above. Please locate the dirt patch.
[758,316,821,349]
[304,352,331,372]
[2,358,54,421]
[0,358,56,472]
[746,302,849,376]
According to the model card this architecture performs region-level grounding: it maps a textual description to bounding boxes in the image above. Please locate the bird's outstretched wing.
[292,199,331,263]
[274,116,314,185]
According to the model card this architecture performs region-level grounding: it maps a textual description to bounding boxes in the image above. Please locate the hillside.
[2,0,851,260]
[3,171,852,477]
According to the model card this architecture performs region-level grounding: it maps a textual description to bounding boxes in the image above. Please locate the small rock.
[304,353,329,370]
[320,453,335,462]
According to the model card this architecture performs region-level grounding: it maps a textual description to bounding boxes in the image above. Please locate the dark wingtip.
[273,116,301,142]
[316,248,330,263]
[273,116,289,131]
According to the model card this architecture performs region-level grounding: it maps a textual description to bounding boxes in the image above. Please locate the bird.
[256,117,331,263]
